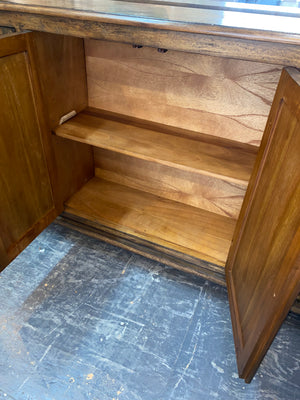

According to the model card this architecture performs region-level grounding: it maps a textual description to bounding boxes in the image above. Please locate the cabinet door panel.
[226,68,300,382]
[0,36,56,269]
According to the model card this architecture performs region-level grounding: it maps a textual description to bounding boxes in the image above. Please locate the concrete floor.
[0,222,299,400]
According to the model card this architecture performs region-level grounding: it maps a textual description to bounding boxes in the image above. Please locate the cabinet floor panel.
[55,109,257,185]
[64,177,236,267]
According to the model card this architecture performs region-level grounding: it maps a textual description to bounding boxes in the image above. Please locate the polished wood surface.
[1,13,299,66]
[27,32,94,212]
[0,35,55,269]
[29,32,87,130]
[55,110,257,184]
[226,68,300,382]
[0,0,299,36]
[94,149,247,219]
[65,177,236,266]
[86,40,282,146]
[0,31,25,57]
[1,1,300,65]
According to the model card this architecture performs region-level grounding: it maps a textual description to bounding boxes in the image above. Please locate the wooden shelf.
[55,110,257,185]
[64,177,237,267]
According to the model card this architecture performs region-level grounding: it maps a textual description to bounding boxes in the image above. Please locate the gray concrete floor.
[0,222,299,400]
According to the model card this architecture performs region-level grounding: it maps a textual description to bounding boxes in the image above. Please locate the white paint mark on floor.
[211,361,224,374]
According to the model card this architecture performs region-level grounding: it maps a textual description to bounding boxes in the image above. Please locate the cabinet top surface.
[0,0,300,39]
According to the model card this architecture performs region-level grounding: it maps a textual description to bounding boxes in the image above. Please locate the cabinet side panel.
[28,32,94,211]
[30,32,87,128]
[86,39,283,146]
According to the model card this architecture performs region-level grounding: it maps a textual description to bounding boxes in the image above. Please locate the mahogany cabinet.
[0,1,299,383]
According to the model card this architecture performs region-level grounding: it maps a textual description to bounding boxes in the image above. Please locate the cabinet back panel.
[94,148,247,219]
[85,39,283,146]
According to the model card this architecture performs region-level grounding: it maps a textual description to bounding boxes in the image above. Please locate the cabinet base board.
[57,214,226,287]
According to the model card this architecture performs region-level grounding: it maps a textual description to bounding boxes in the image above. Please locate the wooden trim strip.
[1,12,300,66]
[58,214,226,287]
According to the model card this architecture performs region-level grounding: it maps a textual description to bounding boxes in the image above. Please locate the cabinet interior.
[0,31,283,284]
[45,37,283,284]
[1,25,299,383]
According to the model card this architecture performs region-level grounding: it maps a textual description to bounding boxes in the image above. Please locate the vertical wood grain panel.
[226,68,300,382]
[30,32,87,129]
[28,32,94,211]
[0,50,55,267]
[86,39,283,146]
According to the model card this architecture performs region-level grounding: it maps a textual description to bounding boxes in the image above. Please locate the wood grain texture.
[94,148,247,219]
[65,177,237,266]
[27,32,94,212]
[1,8,300,67]
[55,110,257,183]
[226,67,300,383]
[0,208,57,272]
[86,40,283,145]
[59,214,226,287]
[29,32,87,129]
[0,48,55,268]
[0,0,300,38]
[0,31,26,57]
[0,237,9,270]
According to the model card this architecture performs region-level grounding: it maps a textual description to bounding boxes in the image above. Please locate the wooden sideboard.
[0,0,299,383]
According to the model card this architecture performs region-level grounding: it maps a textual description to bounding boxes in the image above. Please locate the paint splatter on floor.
[0,222,299,400]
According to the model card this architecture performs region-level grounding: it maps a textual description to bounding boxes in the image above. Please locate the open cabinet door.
[0,31,93,271]
[0,34,57,270]
[226,67,300,383]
